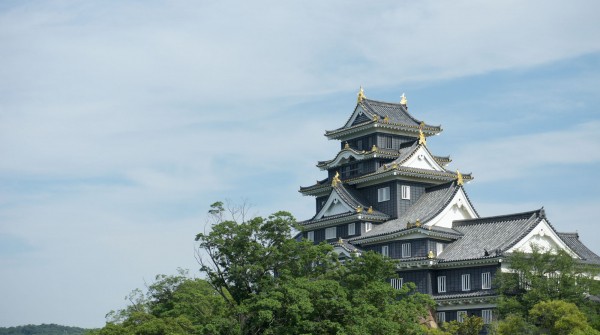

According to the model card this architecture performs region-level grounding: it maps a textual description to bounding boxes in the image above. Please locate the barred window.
[325,227,336,240]
[390,278,403,290]
[482,272,491,289]
[436,242,444,256]
[437,276,447,293]
[482,310,493,324]
[436,312,446,323]
[461,274,471,291]
[364,222,372,232]
[401,185,411,200]
[378,187,390,202]
[307,231,314,242]
[457,311,467,323]
[348,222,355,235]
[381,245,389,257]
[402,243,411,258]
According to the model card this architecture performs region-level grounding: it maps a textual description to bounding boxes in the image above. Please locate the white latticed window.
[378,186,390,202]
[325,227,336,239]
[348,222,355,235]
[482,272,491,289]
[307,231,314,242]
[390,278,403,290]
[437,276,446,293]
[364,222,372,232]
[461,274,471,291]
[402,243,411,258]
[482,310,493,324]
[381,245,389,257]
[436,312,446,323]
[436,242,444,256]
[457,311,467,323]
[401,185,411,200]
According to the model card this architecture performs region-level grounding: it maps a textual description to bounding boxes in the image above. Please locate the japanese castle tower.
[298,88,600,325]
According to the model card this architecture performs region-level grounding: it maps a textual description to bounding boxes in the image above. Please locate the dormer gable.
[315,190,355,220]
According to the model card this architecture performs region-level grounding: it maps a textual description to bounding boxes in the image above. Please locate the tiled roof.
[438,210,545,262]
[361,98,439,130]
[434,290,496,301]
[558,232,600,265]
[378,141,452,173]
[332,238,363,254]
[349,181,464,242]
[316,146,400,169]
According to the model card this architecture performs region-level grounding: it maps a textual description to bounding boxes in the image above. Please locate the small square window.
[401,185,411,200]
[436,312,446,323]
[348,223,355,235]
[325,227,336,240]
[307,231,314,242]
[378,187,390,202]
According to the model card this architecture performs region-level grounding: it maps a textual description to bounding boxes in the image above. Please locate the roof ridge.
[453,208,543,226]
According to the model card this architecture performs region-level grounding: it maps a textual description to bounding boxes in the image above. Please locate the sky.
[1,0,600,328]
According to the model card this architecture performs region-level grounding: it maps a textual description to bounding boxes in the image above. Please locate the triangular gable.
[507,219,579,257]
[426,188,478,228]
[314,189,355,220]
[401,145,447,172]
[344,104,373,128]
[319,150,364,170]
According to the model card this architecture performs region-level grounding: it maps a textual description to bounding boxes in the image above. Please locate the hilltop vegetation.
[0,324,89,335]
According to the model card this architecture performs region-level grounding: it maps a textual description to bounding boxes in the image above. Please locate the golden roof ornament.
[400,93,408,106]
[344,142,350,149]
[356,205,363,213]
[456,170,464,186]
[428,250,435,259]
[338,237,343,244]
[367,206,373,214]
[372,114,379,122]
[371,144,378,152]
[415,219,422,227]
[418,128,426,146]
[357,86,366,103]
[332,171,341,187]
[383,115,390,123]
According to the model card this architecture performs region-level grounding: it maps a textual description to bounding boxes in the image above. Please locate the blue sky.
[1,0,600,328]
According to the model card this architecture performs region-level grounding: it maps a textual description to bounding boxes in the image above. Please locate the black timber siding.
[351,113,371,126]
[397,270,431,294]
[439,309,495,334]
[315,196,328,213]
[432,265,499,295]
[376,134,416,150]
[362,182,396,217]
[394,181,427,217]
[363,239,430,259]
[303,222,361,244]
[344,134,375,151]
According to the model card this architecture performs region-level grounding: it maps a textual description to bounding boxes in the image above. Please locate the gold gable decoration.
[400,93,408,106]
[456,170,464,186]
[356,205,363,213]
[331,171,341,187]
[418,122,427,146]
[357,86,366,103]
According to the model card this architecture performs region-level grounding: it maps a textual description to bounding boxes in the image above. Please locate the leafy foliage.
[0,324,89,335]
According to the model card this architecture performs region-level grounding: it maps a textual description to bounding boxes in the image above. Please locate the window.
[457,311,467,323]
[461,274,471,291]
[436,312,446,323]
[357,140,363,150]
[348,222,355,235]
[482,310,493,324]
[381,245,389,257]
[437,276,447,293]
[383,136,393,148]
[325,227,336,240]
[436,242,444,256]
[390,278,403,289]
[364,222,372,232]
[401,185,411,200]
[482,272,491,289]
[402,243,411,258]
[307,231,314,242]
[378,186,390,202]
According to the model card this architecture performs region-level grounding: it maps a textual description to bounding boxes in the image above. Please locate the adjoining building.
[298,88,600,327]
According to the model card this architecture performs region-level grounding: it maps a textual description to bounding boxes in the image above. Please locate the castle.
[298,88,600,326]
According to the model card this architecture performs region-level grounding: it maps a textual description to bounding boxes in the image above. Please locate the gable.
[427,188,478,228]
[507,219,579,257]
[320,150,363,170]
[314,191,354,220]
[344,105,372,128]
[401,146,446,172]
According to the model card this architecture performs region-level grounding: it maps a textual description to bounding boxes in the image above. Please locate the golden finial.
[338,237,343,244]
[371,144,378,152]
[367,206,373,214]
[392,163,398,169]
[356,206,363,213]
[415,219,421,227]
[428,250,435,259]
[357,86,366,103]
[456,170,464,186]
[372,114,379,122]
[383,115,390,123]
[400,93,407,105]
[344,142,350,149]
[418,128,427,146]
[332,171,341,187]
